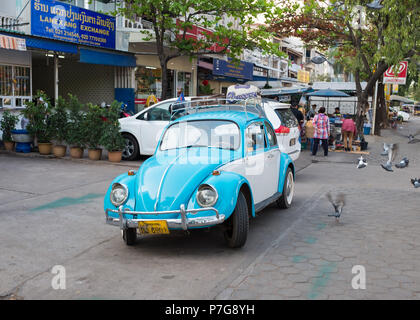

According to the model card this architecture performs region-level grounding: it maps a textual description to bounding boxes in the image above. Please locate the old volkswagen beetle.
[104,93,295,248]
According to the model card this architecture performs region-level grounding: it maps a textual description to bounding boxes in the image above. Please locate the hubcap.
[123,139,134,157]
[286,171,294,204]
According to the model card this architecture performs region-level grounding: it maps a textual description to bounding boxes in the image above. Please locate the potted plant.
[100,101,125,162]
[50,96,69,157]
[21,91,54,155]
[84,103,104,160]
[0,111,19,151]
[66,94,87,158]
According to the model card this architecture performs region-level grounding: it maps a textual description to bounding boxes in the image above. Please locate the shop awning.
[261,86,313,96]
[25,37,78,54]
[79,48,136,67]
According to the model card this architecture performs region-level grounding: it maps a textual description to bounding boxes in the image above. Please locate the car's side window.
[137,102,172,121]
[245,122,267,154]
[264,121,278,148]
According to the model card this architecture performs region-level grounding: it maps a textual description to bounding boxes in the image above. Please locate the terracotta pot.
[53,145,67,158]
[70,147,84,158]
[38,142,53,155]
[88,148,102,161]
[4,141,15,151]
[108,151,122,163]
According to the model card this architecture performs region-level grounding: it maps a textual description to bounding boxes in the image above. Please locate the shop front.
[134,55,196,111]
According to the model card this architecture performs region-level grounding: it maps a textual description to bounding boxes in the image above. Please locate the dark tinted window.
[274,108,299,128]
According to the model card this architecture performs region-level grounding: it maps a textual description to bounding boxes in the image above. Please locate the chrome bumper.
[105,204,224,231]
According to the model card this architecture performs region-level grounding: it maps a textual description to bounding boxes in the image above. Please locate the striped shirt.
[313,113,330,139]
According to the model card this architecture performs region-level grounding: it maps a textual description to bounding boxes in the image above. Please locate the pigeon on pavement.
[357,156,367,169]
[381,143,398,172]
[326,192,346,221]
[395,128,420,144]
[411,178,420,188]
[395,157,409,169]
[381,143,390,156]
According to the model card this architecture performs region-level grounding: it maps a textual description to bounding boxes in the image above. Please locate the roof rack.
[169,97,266,122]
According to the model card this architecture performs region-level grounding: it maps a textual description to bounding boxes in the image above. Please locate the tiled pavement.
[216,118,420,300]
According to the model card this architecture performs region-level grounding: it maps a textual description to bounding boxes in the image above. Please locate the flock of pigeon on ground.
[327,127,420,221]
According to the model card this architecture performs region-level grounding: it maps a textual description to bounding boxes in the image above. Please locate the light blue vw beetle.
[104,89,295,248]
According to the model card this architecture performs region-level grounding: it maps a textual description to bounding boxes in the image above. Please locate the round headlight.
[196,184,218,207]
[110,183,128,207]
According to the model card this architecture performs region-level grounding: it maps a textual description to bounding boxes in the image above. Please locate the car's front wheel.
[122,228,137,245]
[122,133,139,161]
[224,192,249,248]
[277,167,294,209]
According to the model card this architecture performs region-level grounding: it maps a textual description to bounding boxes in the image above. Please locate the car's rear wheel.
[122,133,139,161]
[277,167,294,209]
[122,228,137,245]
[224,192,249,248]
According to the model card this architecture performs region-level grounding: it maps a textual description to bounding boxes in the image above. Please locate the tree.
[120,0,282,99]
[269,0,419,136]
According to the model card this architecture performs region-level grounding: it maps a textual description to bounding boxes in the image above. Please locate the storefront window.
[0,65,31,109]
[135,66,162,100]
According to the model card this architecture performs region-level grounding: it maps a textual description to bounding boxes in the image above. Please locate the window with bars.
[0,64,31,108]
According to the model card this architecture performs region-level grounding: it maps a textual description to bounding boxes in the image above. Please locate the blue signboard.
[213,58,254,80]
[31,0,116,49]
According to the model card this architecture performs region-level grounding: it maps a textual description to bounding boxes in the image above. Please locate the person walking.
[306,104,317,120]
[312,106,330,158]
[341,115,357,152]
[305,117,315,152]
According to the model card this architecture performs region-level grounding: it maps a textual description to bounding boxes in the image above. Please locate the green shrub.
[0,111,19,142]
[49,96,69,145]
[99,101,125,152]
[66,94,88,148]
[21,90,54,143]
[84,103,105,149]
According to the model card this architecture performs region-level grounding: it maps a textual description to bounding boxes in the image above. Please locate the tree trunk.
[375,82,387,135]
[160,58,169,100]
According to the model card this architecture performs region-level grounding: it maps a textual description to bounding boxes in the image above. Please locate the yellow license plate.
[138,221,170,235]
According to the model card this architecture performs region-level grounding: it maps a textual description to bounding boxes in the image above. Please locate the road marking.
[30,193,103,212]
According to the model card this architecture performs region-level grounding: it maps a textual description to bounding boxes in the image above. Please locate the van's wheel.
[277,167,294,209]
[224,192,249,248]
[122,133,139,161]
[122,228,137,245]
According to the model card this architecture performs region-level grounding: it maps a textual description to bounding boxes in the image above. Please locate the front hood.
[135,148,237,212]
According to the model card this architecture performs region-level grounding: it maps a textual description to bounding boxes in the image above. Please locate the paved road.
[0,118,419,299]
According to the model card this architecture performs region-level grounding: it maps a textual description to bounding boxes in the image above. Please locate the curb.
[0,150,143,168]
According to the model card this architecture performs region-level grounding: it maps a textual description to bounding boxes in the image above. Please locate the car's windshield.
[160,120,241,151]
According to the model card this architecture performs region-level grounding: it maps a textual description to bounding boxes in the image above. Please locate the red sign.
[176,19,227,53]
[383,61,408,85]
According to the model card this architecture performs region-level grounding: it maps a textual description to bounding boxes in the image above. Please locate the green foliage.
[21,90,54,143]
[49,96,69,145]
[84,103,105,149]
[66,94,88,148]
[0,110,19,142]
[99,101,125,152]
[198,83,214,95]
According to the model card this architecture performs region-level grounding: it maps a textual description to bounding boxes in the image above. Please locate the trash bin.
[363,123,371,135]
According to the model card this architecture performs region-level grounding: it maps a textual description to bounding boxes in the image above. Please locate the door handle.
[266,153,274,159]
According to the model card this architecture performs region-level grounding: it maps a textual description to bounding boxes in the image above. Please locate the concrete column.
[54,55,58,102]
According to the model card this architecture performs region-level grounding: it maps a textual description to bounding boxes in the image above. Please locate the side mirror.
[143,112,148,121]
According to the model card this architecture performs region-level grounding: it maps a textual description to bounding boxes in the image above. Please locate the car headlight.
[196,184,218,207]
[110,183,129,207]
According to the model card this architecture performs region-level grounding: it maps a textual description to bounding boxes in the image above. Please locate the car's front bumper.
[105,204,225,231]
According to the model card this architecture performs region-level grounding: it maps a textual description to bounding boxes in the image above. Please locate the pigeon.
[326,192,346,221]
[395,157,409,169]
[395,128,420,144]
[411,178,420,188]
[357,156,367,169]
[381,143,390,156]
[381,143,398,172]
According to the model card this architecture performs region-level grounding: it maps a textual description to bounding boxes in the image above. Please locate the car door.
[243,121,278,204]
[264,121,281,193]
[136,101,173,154]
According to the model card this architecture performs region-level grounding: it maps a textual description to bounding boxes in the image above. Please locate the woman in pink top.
[341,115,357,152]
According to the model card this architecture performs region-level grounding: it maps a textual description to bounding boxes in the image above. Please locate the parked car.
[104,98,295,248]
[119,96,300,161]
[261,100,301,161]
